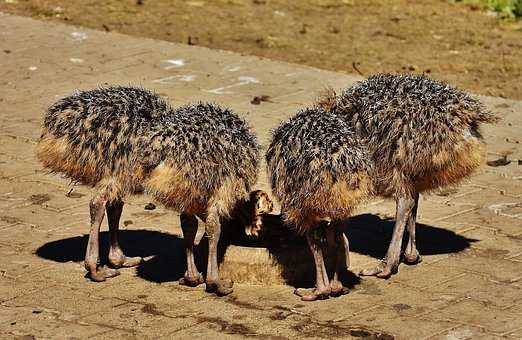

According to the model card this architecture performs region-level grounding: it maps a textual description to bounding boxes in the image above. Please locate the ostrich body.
[266,108,373,300]
[322,74,498,278]
[36,86,261,296]
[267,74,496,301]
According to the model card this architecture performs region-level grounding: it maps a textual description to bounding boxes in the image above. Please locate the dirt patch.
[29,194,51,205]
[487,155,511,166]
[1,215,23,224]
[131,211,165,218]
[141,303,165,316]
[292,319,394,339]
[224,296,265,311]
[195,315,289,339]
[196,316,256,336]
[391,303,412,312]
[17,336,36,340]
[0,0,521,99]
[270,305,393,339]
[270,311,288,320]
[251,95,271,105]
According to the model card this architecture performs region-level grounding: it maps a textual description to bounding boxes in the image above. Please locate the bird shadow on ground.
[35,230,188,282]
[226,212,476,287]
[35,213,475,288]
[340,213,477,259]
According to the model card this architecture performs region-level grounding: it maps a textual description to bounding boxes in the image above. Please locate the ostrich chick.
[36,86,262,296]
[266,108,373,301]
[323,74,498,278]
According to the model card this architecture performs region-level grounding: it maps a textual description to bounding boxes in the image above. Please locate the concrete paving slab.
[0,12,521,340]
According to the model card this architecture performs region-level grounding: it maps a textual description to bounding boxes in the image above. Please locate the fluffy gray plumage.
[327,73,498,196]
[265,74,498,297]
[266,108,373,230]
[37,85,259,215]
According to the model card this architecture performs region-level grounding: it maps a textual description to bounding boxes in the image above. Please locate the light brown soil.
[1,0,521,99]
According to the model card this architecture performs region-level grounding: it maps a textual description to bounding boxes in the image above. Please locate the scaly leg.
[107,200,143,268]
[204,208,233,296]
[179,213,204,287]
[295,230,331,301]
[327,223,350,297]
[404,192,422,264]
[343,233,350,270]
[85,192,119,282]
[360,193,416,278]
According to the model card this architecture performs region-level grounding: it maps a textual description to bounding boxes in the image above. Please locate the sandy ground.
[0,0,521,100]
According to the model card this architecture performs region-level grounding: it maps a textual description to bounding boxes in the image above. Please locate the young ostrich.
[36,86,264,296]
[266,108,373,301]
[320,73,498,278]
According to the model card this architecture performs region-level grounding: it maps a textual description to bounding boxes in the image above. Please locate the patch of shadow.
[35,230,187,283]
[135,233,227,283]
[29,194,51,205]
[36,224,240,284]
[35,212,474,290]
[225,212,473,289]
[341,214,476,260]
[224,215,361,288]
